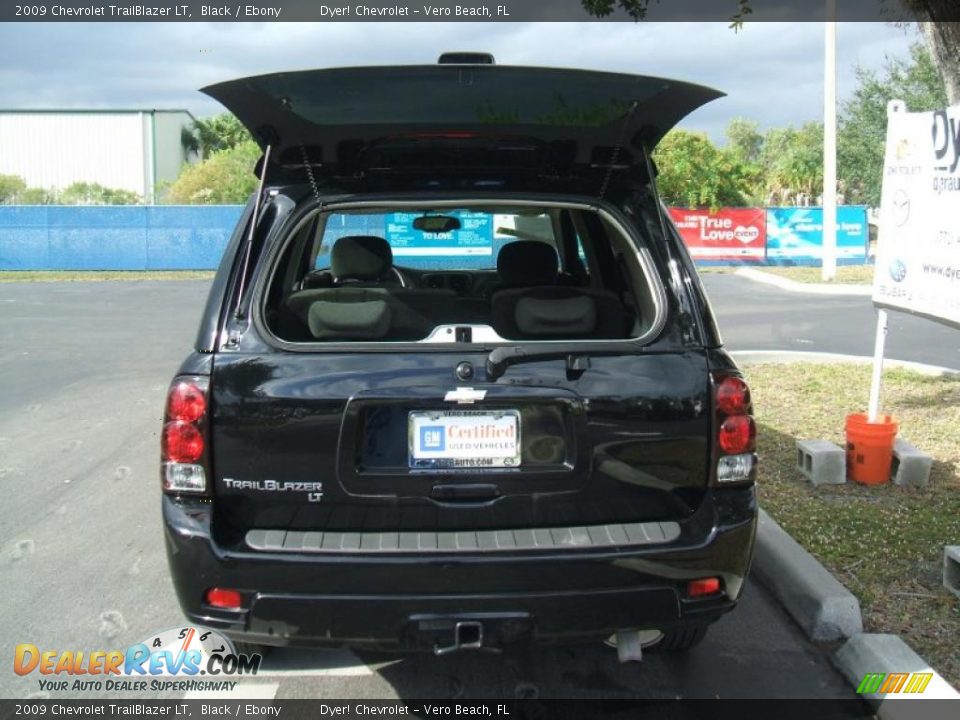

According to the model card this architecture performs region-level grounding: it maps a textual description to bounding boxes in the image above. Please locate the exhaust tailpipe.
[608,629,664,663]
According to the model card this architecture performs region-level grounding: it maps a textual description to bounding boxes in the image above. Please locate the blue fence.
[0,204,874,271]
[0,206,245,270]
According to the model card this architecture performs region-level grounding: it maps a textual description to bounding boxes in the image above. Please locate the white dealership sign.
[873,100,960,328]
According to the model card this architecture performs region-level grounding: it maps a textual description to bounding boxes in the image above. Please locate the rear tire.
[653,624,709,652]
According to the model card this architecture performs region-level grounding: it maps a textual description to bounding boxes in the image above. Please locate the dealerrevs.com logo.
[14,627,261,693]
[857,671,932,694]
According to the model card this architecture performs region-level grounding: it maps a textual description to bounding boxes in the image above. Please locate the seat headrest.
[496,241,558,286]
[331,236,392,281]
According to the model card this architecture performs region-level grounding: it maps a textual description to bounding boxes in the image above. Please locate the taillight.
[163,422,204,463]
[204,587,243,610]
[167,382,206,423]
[716,377,750,415]
[687,577,722,598]
[718,415,756,454]
[161,376,209,494]
[712,371,756,484]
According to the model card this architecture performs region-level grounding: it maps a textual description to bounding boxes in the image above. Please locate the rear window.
[261,202,662,345]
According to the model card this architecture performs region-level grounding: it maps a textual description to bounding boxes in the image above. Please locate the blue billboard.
[385,211,493,260]
[765,206,869,262]
[321,209,502,270]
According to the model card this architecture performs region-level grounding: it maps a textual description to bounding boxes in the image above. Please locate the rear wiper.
[485,346,591,380]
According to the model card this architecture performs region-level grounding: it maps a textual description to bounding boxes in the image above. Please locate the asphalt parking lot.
[0,276,910,704]
[706,272,960,370]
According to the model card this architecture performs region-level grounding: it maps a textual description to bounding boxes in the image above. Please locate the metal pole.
[234,144,272,320]
[150,110,158,205]
[822,0,838,281]
[867,309,888,422]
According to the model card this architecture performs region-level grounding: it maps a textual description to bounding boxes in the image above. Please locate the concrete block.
[944,546,960,600]
[796,439,846,486]
[891,438,933,488]
[833,634,959,715]
[753,509,862,642]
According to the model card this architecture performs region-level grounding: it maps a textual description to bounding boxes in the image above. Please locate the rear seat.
[490,240,628,339]
[284,287,461,341]
[276,235,456,341]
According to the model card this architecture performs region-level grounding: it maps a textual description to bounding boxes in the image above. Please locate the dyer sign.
[667,208,765,261]
[873,101,960,327]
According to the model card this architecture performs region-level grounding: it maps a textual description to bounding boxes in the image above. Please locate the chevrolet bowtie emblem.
[443,387,487,404]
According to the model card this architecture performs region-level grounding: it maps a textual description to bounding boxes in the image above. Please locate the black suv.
[162,56,757,658]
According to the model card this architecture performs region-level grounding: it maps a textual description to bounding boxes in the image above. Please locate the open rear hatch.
[202,63,723,182]
[203,61,721,546]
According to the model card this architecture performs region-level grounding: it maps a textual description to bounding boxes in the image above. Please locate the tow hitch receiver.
[434,621,484,655]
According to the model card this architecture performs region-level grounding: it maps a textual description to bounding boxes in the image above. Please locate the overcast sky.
[0,22,917,143]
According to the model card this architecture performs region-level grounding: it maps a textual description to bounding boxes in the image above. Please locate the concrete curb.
[752,509,863,642]
[833,634,959,715]
[736,267,873,295]
[732,350,960,377]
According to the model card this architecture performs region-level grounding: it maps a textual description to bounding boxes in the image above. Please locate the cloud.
[0,21,916,141]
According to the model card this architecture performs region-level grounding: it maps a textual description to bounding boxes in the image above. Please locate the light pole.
[822,0,838,281]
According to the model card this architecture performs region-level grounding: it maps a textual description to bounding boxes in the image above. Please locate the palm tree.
[186,113,253,158]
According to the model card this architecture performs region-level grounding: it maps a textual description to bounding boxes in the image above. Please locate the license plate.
[409,410,521,469]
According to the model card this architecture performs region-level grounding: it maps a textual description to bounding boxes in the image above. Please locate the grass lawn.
[746,362,960,686]
[0,270,215,282]
[695,266,737,274]
[758,265,875,284]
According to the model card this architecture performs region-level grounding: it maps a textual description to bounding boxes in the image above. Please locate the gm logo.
[420,426,445,451]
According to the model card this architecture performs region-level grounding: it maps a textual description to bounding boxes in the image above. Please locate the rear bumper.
[162,487,757,650]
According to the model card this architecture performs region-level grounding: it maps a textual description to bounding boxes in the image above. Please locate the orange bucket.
[845,413,898,485]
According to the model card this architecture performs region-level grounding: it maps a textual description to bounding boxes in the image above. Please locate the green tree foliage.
[17,187,57,205]
[164,140,260,204]
[725,118,763,165]
[761,123,824,204]
[580,0,752,26]
[60,182,142,205]
[654,130,757,209]
[0,174,27,203]
[188,113,253,157]
[838,42,948,206]
[656,121,832,209]
[1,175,138,205]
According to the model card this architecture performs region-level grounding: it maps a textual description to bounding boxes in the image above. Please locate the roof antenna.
[597,101,638,200]
[234,143,273,320]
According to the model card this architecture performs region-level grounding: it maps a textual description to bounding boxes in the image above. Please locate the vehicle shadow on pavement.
[255,582,867,704]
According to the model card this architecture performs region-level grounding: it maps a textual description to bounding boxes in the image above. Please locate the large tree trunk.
[916,17,960,105]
